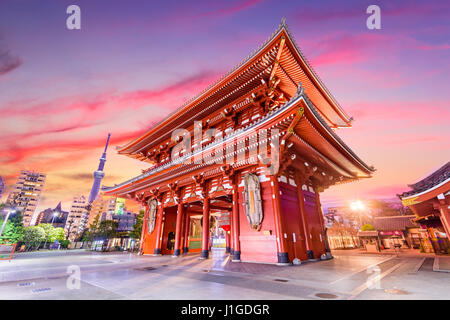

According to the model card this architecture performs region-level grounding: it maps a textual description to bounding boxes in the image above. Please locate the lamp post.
[0,208,16,238]
[350,200,366,229]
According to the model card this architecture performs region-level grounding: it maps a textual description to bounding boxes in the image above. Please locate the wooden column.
[438,204,450,242]
[225,231,231,253]
[200,198,210,259]
[231,184,241,262]
[271,175,289,265]
[295,174,314,260]
[314,186,330,255]
[154,205,164,255]
[183,210,190,253]
[139,204,149,254]
[229,203,234,256]
[173,202,184,257]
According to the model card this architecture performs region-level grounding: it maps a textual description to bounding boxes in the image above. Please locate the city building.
[112,211,137,234]
[88,194,116,227]
[35,202,69,229]
[104,20,375,264]
[65,195,88,240]
[399,161,450,254]
[6,170,46,226]
[87,194,140,229]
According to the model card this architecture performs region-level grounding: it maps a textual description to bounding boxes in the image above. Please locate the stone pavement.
[0,248,448,300]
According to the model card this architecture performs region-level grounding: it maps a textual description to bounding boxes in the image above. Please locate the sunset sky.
[0,0,449,215]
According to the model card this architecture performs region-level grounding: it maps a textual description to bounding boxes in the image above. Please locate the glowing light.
[350,200,366,211]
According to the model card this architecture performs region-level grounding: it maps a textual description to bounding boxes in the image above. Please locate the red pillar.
[231,185,241,261]
[271,175,289,265]
[229,205,234,256]
[139,204,149,254]
[439,205,450,242]
[173,203,184,257]
[200,198,210,259]
[154,205,164,255]
[183,210,190,253]
[225,230,231,253]
[295,176,314,259]
[314,187,329,255]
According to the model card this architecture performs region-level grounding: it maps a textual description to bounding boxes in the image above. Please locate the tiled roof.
[373,215,418,231]
[399,162,449,198]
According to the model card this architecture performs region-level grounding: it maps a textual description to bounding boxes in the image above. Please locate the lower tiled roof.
[373,215,418,231]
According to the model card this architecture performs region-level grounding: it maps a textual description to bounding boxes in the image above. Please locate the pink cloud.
[0,69,224,183]
[292,1,450,23]
[193,0,262,18]
[346,100,450,126]
[366,184,411,198]
[2,70,220,120]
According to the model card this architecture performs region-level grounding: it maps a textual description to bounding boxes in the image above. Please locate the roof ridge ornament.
[296,81,305,96]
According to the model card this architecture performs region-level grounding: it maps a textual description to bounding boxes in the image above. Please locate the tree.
[96,220,118,240]
[369,200,405,217]
[81,215,101,242]
[89,214,101,233]
[37,223,54,239]
[361,224,375,231]
[0,211,24,244]
[65,218,75,240]
[129,209,144,239]
[23,226,46,250]
[49,227,65,242]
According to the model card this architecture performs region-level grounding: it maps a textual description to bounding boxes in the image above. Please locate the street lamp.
[350,200,366,228]
[350,200,366,212]
[51,211,59,226]
[0,208,16,238]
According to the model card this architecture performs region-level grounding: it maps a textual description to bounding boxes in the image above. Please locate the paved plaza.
[0,249,448,300]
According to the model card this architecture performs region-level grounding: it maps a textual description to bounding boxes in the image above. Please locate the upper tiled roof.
[117,19,353,157]
[373,215,418,231]
[399,162,450,198]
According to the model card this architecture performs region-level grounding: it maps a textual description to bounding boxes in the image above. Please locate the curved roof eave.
[117,19,352,155]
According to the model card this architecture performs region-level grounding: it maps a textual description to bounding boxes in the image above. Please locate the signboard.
[401,196,419,206]
[379,231,403,236]
[0,243,17,262]
[114,197,126,215]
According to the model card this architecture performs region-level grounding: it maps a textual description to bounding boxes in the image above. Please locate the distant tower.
[0,176,4,200]
[79,134,111,236]
[88,133,111,204]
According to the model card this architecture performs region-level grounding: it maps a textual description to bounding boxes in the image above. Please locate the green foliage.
[129,209,144,239]
[49,227,65,242]
[37,223,54,239]
[90,214,101,233]
[96,220,118,240]
[23,226,46,249]
[59,239,70,248]
[0,211,24,244]
[81,230,90,242]
[81,214,102,242]
[361,224,375,231]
